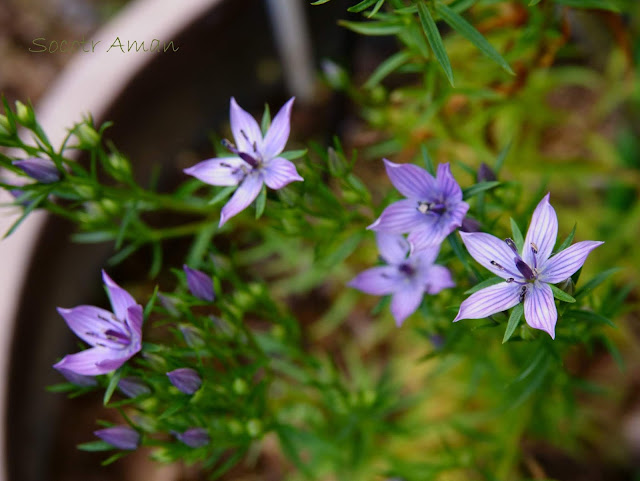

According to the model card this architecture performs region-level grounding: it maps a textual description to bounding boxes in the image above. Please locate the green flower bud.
[75,123,101,147]
[246,419,262,438]
[0,115,12,136]
[15,101,35,127]
[232,378,248,395]
[327,147,347,177]
[102,152,133,182]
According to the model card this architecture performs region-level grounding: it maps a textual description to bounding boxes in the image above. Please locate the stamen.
[252,141,258,153]
[490,260,505,270]
[506,278,514,283]
[531,242,539,269]
[398,263,415,276]
[491,260,523,280]
[504,238,518,254]
[519,285,527,302]
[238,152,258,168]
[221,139,238,154]
[417,201,431,215]
[417,201,446,215]
[515,259,536,280]
[240,129,250,142]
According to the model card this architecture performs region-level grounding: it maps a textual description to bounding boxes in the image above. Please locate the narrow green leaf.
[115,205,137,250]
[150,242,163,277]
[555,223,576,253]
[260,104,271,136]
[494,140,512,173]
[103,371,121,406]
[107,242,141,266]
[255,185,267,219]
[339,20,403,36]
[348,0,379,12]
[435,3,514,74]
[502,303,524,343]
[77,441,114,452]
[549,284,576,303]
[510,218,524,253]
[280,149,307,160]
[367,0,385,17]
[565,309,615,328]
[101,452,127,466]
[462,181,501,199]
[311,0,332,4]
[601,335,624,371]
[144,285,159,319]
[208,185,235,205]
[574,267,620,299]
[528,0,542,5]
[421,144,436,175]
[464,276,503,295]
[3,190,48,238]
[364,50,412,89]
[417,2,455,86]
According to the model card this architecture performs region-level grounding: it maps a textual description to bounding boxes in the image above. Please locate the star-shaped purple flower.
[454,193,604,339]
[368,160,469,252]
[184,97,303,226]
[349,232,454,326]
[53,271,143,376]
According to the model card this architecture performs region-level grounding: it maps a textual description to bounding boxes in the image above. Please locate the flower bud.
[56,367,97,387]
[183,265,215,302]
[102,152,132,182]
[178,324,205,348]
[460,217,482,233]
[75,123,101,147]
[142,352,167,371]
[94,426,140,450]
[246,419,262,438]
[13,158,60,183]
[321,59,349,90]
[118,377,151,398]
[15,101,35,127]
[158,294,180,317]
[167,368,202,394]
[0,115,12,136]
[557,277,575,296]
[232,378,248,395]
[477,162,496,183]
[175,428,210,448]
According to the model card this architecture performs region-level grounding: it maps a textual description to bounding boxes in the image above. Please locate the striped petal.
[454,282,521,321]
[262,97,294,159]
[524,282,557,339]
[540,241,604,284]
[522,193,558,266]
[183,157,248,186]
[219,173,263,226]
[262,157,303,189]
[435,163,462,202]
[230,97,263,153]
[348,266,402,295]
[390,285,424,326]
[368,199,424,234]
[459,232,523,280]
[376,232,410,265]
[383,159,438,200]
[102,270,136,321]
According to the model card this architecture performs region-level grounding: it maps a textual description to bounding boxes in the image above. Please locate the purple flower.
[167,368,202,394]
[94,426,140,450]
[368,160,469,252]
[184,97,303,226]
[118,377,151,398]
[454,193,604,339]
[12,157,60,183]
[349,232,455,326]
[53,271,143,376]
[175,428,210,448]
[183,265,215,302]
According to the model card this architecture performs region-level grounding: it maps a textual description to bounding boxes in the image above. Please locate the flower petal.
[390,285,424,326]
[523,282,557,339]
[183,157,248,186]
[183,265,215,302]
[230,98,263,153]
[167,368,202,394]
[453,282,521,321]
[102,270,136,321]
[383,159,438,200]
[435,163,462,202]
[56,305,117,347]
[522,193,558,266]
[375,232,409,265]
[422,265,455,294]
[407,218,450,252]
[262,157,303,189]
[125,304,144,342]
[459,231,523,280]
[348,266,402,295]
[176,428,210,448]
[53,347,127,376]
[539,240,604,284]
[12,158,60,183]
[262,97,294,159]
[219,174,263,226]
[368,199,424,233]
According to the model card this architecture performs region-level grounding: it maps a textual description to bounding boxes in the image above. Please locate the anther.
[530,242,538,254]
[505,238,518,254]
[506,277,514,283]
[490,260,505,270]
[240,129,250,142]
[417,201,431,214]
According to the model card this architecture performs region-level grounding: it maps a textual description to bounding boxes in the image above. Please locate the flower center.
[416,201,446,216]
[398,263,415,277]
[222,135,263,169]
[490,238,540,290]
[86,313,132,350]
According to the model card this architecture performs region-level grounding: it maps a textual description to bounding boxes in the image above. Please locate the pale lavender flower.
[12,157,60,183]
[167,368,202,394]
[118,377,151,398]
[94,426,140,450]
[454,193,604,339]
[368,160,469,252]
[183,265,214,302]
[53,271,143,376]
[349,232,454,326]
[184,97,303,226]
[175,428,210,448]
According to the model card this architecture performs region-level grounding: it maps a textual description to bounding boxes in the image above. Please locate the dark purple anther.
[515,259,535,280]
